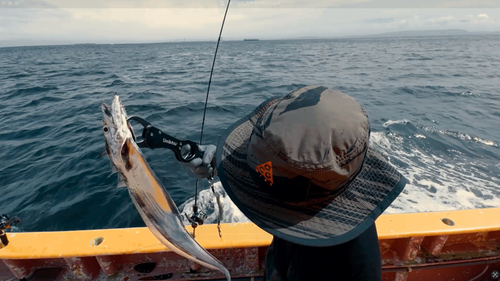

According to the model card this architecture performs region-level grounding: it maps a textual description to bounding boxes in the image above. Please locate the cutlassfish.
[101,94,231,280]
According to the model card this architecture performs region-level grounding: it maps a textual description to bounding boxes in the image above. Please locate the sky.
[0,0,500,46]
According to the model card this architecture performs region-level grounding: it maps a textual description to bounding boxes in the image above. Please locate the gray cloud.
[339,0,499,8]
[365,17,397,24]
[0,8,70,38]
[5,0,499,9]
[6,0,58,8]
[1,7,500,47]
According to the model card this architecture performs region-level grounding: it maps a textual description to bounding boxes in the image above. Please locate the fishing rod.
[127,1,232,238]
[190,0,232,238]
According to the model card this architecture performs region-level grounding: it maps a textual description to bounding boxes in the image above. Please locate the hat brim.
[216,97,408,247]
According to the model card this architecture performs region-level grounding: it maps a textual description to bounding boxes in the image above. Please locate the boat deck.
[2,207,500,280]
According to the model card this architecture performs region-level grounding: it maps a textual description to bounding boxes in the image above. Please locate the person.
[181,85,408,281]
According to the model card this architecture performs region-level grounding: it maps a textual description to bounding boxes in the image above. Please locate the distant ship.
[243,39,259,41]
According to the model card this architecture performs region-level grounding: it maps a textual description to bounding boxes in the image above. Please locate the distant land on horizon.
[285,29,500,40]
[364,29,500,38]
[1,29,500,48]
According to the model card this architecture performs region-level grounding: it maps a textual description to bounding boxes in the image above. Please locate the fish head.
[101,94,135,171]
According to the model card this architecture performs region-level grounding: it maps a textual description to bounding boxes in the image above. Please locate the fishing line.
[192,0,231,237]
[199,0,231,146]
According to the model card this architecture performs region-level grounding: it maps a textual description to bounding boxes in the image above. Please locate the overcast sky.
[1,0,499,46]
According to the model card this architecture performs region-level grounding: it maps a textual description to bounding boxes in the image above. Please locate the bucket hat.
[216,85,407,246]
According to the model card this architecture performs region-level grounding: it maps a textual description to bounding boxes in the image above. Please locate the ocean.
[0,35,499,232]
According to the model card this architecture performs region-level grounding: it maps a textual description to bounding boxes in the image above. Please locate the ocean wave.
[371,131,500,214]
[405,57,433,61]
[34,61,63,65]
[6,73,31,79]
[105,79,131,88]
[398,86,419,95]
[22,96,64,108]
[129,91,165,99]
[1,36,500,231]
[166,103,235,115]
[383,119,498,147]
[69,70,106,77]
[0,125,54,141]
[148,70,188,76]
[383,119,412,127]
[46,70,107,78]
[405,53,433,61]
[2,86,58,99]
[430,129,497,147]
[460,90,480,96]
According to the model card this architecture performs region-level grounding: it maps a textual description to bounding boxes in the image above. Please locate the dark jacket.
[264,223,382,281]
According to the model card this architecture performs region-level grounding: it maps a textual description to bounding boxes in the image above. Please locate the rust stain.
[5,228,500,280]
[395,271,408,281]
[3,259,34,279]
[473,232,488,242]
[422,235,449,256]
[404,237,424,261]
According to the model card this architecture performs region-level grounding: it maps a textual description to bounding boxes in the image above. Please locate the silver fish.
[101,94,231,280]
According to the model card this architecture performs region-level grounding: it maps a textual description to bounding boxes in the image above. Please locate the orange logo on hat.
[256,161,273,186]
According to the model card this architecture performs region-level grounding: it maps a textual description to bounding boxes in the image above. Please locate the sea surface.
[1,35,499,232]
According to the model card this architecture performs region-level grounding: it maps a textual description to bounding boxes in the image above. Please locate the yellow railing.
[1,207,500,259]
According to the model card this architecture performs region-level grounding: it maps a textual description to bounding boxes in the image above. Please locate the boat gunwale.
[1,207,500,259]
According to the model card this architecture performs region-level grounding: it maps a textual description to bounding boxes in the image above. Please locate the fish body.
[101,95,231,280]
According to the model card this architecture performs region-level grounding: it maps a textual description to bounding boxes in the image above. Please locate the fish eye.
[103,126,109,133]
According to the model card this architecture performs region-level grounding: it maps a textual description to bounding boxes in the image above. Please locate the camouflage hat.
[216,85,407,246]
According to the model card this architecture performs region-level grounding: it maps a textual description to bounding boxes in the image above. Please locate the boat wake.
[179,182,250,225]
[373,120,500,214]
[180,123,500,223]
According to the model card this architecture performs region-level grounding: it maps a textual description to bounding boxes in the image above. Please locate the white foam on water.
[370,131,500,214]
[383,119,411,127]
[473,137,497,147]
[179,130,500,224]
[179,181,250,225]
[415,123,498,147]
[384,119,498,147]
[7,226,22,232]
[461,91,480,96]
